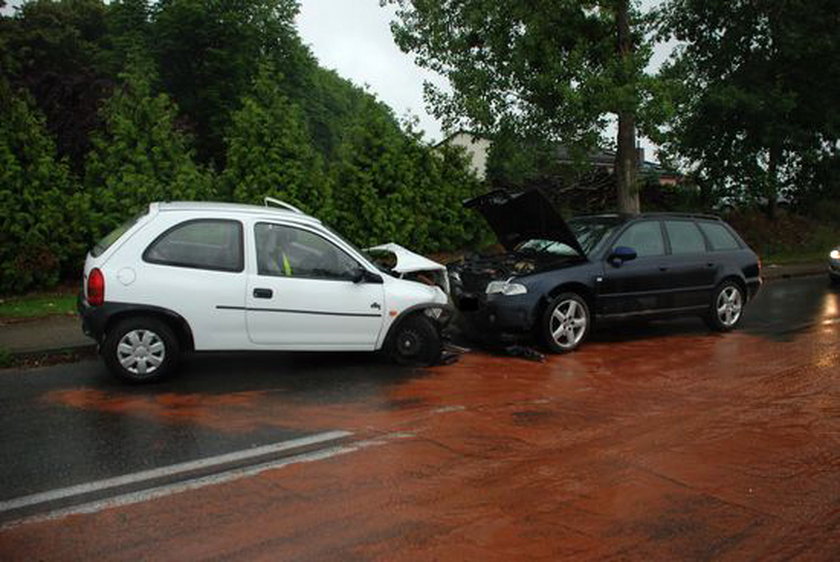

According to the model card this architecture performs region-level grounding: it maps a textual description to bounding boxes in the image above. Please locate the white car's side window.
[254,223,360,281]
[143,219,244,272]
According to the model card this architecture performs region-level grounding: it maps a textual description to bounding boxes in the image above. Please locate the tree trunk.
[615,0,640,213]
[765,144,780,220]
[616,111,639,213]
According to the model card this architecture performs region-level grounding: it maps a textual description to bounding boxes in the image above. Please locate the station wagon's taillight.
[88,268,105,306]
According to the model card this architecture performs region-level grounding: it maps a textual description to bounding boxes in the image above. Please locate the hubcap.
[549,299,587,349]
[398,330,421,358]
[117,329,165,376]
[716,286,743,327]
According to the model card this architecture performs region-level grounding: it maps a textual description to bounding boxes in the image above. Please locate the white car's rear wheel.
[103,316,180,383]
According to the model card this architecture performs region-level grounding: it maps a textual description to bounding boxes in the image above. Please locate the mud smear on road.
[42,389,276,431]
[11,323,840,560]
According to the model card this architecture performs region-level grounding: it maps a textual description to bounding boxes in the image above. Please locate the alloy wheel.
[716,286,743,328]
[549,299,588,350]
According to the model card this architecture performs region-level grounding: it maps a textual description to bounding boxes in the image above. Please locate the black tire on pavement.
[102,316,180,383]
[540,292,591,353]
[388,313,442,366]
[705,280,745,332]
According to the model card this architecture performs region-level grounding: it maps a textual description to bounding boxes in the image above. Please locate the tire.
[830,273,840,286]
[388,314,442,366]
[102,316,180,383]
[541,292,590,353]
[706,281,745,332]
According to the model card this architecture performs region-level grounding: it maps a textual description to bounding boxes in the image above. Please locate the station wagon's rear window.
[698,222,740,251]
[665,221,706,254]
[143,219,243,272]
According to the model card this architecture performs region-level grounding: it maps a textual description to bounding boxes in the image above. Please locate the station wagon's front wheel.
[706,281,744,332]
[103,317,180,383]
[541,292,590,353]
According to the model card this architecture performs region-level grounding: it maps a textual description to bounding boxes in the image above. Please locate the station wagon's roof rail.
[264,197,304,214]
[639,211,722,221]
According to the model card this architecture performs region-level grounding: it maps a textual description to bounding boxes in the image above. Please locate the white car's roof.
[153,201,323,226]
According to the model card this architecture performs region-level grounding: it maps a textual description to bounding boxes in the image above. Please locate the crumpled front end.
[367,243,450,295]
[447,253,544,342]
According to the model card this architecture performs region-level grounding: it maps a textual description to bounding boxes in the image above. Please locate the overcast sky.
[296,0,448,141]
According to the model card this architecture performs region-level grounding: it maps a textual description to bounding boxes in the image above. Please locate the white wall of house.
[446,132,491,181]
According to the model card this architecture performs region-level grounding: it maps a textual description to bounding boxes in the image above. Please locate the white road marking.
[0,430,350,515]
[0,433,402,531]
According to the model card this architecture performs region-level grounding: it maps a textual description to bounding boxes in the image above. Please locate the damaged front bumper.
[451,290,540,344]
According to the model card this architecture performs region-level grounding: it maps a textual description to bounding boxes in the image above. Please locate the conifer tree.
[224,63,331,218]
[85,55,215,233]
[0,81,82,292]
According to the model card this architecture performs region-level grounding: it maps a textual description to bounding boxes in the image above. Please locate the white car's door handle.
[253,288,273,299]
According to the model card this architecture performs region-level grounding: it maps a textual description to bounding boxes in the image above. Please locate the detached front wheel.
[541,292,590,353]
[102,316,180,383]
[388,314,442,366]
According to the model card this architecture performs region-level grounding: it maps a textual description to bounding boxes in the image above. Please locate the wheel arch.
[381,303,452,350]
[717,274,747,296]
[540,282,596,320]
[104,306,195,352]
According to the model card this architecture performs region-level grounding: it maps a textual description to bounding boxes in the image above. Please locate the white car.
[79,199,450,382]
[830,246,840,283]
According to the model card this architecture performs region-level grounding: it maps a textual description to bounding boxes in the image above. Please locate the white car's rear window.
[91,210,148,257]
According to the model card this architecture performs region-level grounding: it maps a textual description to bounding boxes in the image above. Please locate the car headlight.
[486,280,528,296]
[830,249,840,260]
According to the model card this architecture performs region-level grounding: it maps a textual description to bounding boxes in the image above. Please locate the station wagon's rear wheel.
[103,317,179,383]
[706,281,744,332]
[388,314,442,366]
[541,292,590,353]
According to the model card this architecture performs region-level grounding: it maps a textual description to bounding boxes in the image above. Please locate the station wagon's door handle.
[253,288,273,299]
[659,265,669,272]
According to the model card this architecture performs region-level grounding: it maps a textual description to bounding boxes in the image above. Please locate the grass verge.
[0,290,77,320]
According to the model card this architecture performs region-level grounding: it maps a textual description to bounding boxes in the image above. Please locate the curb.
[762,265,826,282]
[2,344,97,370]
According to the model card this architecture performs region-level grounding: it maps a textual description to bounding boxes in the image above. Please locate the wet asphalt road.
[0,275,838,560]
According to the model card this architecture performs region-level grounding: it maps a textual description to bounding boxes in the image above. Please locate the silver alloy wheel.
[549,298,587,349]
[716,286,743,328]
[117,329,166,376]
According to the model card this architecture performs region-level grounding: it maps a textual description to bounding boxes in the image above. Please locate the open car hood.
[464,189,586,257]
[366,243,446,274]
[366,243,450,294]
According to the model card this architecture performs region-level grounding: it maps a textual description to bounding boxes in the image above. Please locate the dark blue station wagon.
[448,190,762,352]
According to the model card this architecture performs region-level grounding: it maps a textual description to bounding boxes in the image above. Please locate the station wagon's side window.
[255,223,360,281]
[698,222,741,251]
[664,220,707,254]
[613,221,665,257]
[143,219,243,272]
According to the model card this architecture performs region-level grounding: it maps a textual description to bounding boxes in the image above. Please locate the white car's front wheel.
[387,314,442,366]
